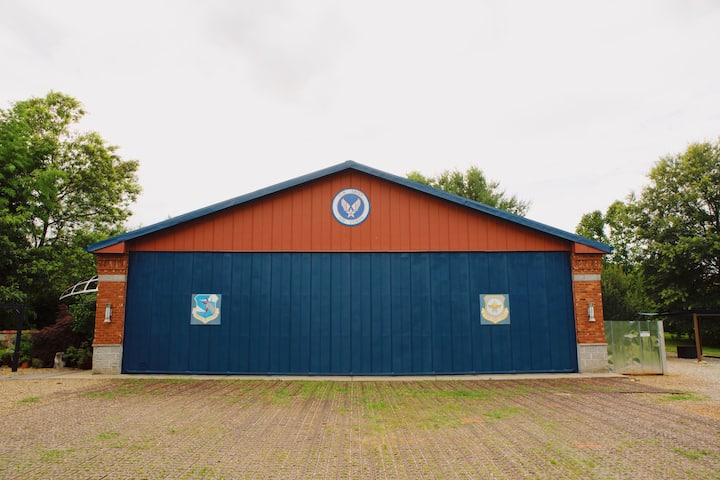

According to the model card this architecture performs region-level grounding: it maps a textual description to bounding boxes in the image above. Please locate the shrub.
[0,333,32,366]
[63,341,92,369]
[31,305,85,367]
[0,347,13,366]
[18,333,32,364]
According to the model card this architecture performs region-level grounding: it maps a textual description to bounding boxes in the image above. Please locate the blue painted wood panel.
[123,252,576,374]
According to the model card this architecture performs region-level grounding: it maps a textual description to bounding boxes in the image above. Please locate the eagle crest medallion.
[331,188,370,226]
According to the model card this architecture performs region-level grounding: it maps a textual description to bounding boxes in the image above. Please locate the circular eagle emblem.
[331,188,370,226]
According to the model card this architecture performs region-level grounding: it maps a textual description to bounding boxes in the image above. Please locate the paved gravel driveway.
[1,359,718,479]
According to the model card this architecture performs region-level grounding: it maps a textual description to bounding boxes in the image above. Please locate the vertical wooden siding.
[122,251,577,374]
[129,171,570,253]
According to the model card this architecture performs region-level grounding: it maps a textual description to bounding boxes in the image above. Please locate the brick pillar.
[571,252,608,372]
[92,253,129,374]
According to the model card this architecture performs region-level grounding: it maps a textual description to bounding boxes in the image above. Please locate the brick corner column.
[92,253,129,374]
[571,252,608,373]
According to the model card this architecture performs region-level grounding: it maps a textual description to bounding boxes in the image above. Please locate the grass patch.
[439,388,495,399]
[365,398,389,413]
[418,403,467,429]
[272,387,293,402]
[97,431,121,440]
[576,383,617,393]
[664,334,720,357]
[659,392,706,402]
[483,406,521,419]
[84,390,127,399]
[193,466,215,476]
[298,381,316,398]
[83,381,144,399]
[674,448,709,460]
[408,386,496,400]
[504,385,534,395]
[154,378,200,386]
[39,449,74,463]
[263,381,332,404]
[83,378,199,399]
[19,396,40,404]
[297,380,338,399]
[95,430,128,448]
[361,386,389,415]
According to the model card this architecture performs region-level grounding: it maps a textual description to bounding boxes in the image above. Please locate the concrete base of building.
[90,343,610,375]
[92,344,123,374]
[577,343,609,373]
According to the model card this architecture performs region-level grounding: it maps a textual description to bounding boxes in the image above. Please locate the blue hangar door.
[122,252,577,374]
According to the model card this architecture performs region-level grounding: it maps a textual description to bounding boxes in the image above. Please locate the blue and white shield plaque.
[331,188,370,226]
[191,293,222,325]
[480,294,510,325]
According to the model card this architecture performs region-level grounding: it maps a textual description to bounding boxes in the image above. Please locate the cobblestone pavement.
[1,364,719,479]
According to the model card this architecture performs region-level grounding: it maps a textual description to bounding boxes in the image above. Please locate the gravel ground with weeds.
[0,358,719,479]
[631,354,720,421]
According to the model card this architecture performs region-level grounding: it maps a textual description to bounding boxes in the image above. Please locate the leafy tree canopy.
[407,166,531,216]
[577,138,720,327]
[0,92,140,326]
[634,141,720,310]
[576,200,639,271]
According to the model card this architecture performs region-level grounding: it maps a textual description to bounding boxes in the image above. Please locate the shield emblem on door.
[191,293,222,325]
[481,294,510,325]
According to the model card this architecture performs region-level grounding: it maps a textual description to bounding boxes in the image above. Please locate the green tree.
[0,91,140,326]
[576,138,720,337]
[598,264,648,322]
[576,208,649,321]
[407,166,531,216]
[575,210,608,243]
[633,141,720,311]
[576,200,641,271]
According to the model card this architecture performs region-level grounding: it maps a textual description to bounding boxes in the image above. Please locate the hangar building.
[87,161,611,375]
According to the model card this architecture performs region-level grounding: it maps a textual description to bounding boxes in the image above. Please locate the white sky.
[2,0,720,233]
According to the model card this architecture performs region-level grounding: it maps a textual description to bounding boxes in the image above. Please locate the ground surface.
[0,357,718,479]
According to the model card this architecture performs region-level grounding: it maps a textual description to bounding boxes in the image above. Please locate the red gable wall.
[125,171,571,253]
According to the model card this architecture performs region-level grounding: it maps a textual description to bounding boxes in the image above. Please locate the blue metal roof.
[86,160,613,253]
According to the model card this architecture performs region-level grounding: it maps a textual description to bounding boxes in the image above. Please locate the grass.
[576,383,617,393]
[434,388,496,399]
[483,406,521,419]
[270,386,293,403]
[5,378,718,478]
[664,334,720,357]
[674,448,709,460]
[18,396,40,403]
[83,383,140,399]
[658,392,707,402]
[39,449,74,463]
[97,431,121,440]
[82,378,188,398]
[406,386,497,400]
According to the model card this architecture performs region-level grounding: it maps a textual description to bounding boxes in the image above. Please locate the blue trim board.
[87,160,612,253]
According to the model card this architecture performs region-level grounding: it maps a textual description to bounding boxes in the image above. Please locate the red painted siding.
[126,171,571,253]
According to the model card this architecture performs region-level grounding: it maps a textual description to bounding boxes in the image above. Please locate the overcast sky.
[2,1,720,233]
